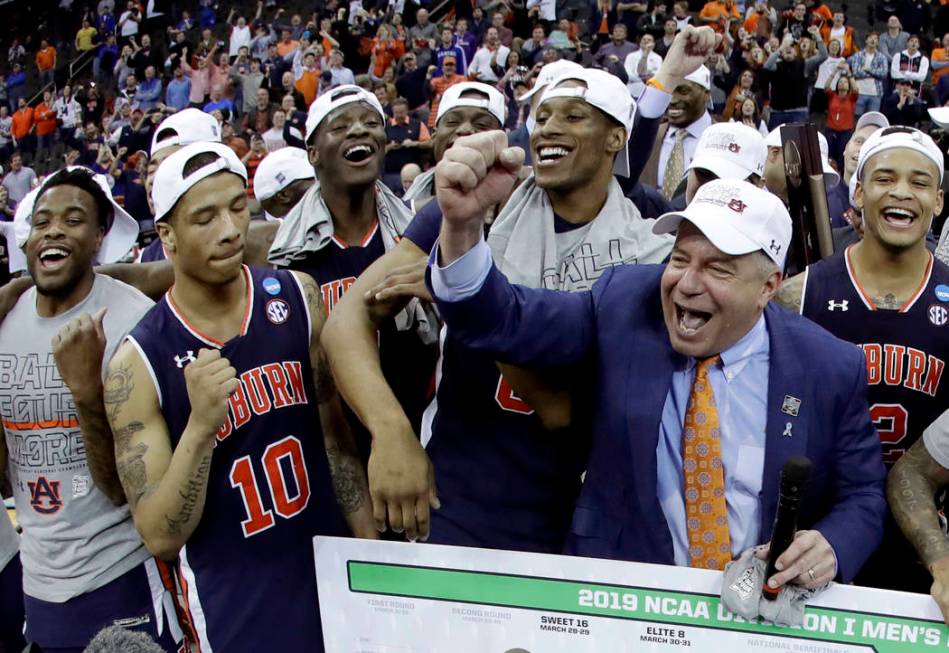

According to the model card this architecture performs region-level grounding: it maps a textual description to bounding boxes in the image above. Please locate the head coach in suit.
[425,131,886,591]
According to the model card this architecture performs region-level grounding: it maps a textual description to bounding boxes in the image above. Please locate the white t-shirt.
[262,127,286,152]
[119,9,140,37]
[229,24,252,57]
[468,45,510,82]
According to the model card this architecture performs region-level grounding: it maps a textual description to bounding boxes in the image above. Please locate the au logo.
[727,198,747,214]
[29,476,63,515]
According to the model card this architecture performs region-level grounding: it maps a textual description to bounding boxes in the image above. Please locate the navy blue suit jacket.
[436,263,886,582]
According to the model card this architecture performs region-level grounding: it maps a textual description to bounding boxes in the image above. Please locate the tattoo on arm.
[774,273,804,313]
[299,273,337,403]
[104,363,134,424]
[115,435,155,509]
[888,440,949,568]
[325,442,366,514]
[163,452,212,535]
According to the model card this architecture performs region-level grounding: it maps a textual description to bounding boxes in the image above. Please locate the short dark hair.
[392,96,410,108]
[37,168,113,230]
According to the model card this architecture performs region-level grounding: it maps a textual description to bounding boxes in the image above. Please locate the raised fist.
[184,348,239,436]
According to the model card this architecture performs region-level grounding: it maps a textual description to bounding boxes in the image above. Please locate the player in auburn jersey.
[266,85,439,461]
[776,126,949,593]
[105,142,375,653]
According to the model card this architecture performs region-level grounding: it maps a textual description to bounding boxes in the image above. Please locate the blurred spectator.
[118,0,142,42]
[396,52,429,112]
[243,87,274,135]
[328,50,355,87]
[181,45,216,107]
[491,12,513,48]
[824,73,857,168]
[469,28,510,83]
[278,70,306,111]
[722,69,761,120]
[932,33,949,88]
[0,185,15,220]
[34,91,57,152]
[0,106,11,160]
[95,34,119,86]
[890,34,929,92]
[10,98,33,154]
[7,39,25,68]
[527,0,558,23]
[729,96,769,136]
[548,19,582,60]
[6,64,25,111]
[234,57,265,115]
[849,32,889,113]
[625,33,663,98]
[242,133,268,199]
[821,10,856,58]
[36,39,57,88]
[96,3,116,35]
[764,27,827,128]
[131,35,163,79]
[119,73,138,107]
[400,162,421,192]
[883,78,924,126]
[204,84,234,117]
[165,66,192,111]
[384,96,430,191]
[521,24,549,67]
[1,152,35,203]
[370,25,405,83]
[699,0,740,33]
[879,15,909,59]
[227,8,255,60]
[135,66,163,112]
[454,19,478,63]
[262,108,286,150]
[428,57,466,127]
[435,25,468,76]
[76,18,98,53]
[293,49,321,106]
[54,85,82,145]
[409,8,437,68]
[114,45,135,90]
[276,29,300,57]
[779,1,809,42]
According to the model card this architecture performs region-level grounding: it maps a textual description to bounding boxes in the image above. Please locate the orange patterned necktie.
[682,355,732,570]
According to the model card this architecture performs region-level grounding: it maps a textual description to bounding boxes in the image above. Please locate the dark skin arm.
[888,438,949,624]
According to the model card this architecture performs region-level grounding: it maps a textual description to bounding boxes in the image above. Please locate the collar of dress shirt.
[669,111,712,141]
[679,313,768,382]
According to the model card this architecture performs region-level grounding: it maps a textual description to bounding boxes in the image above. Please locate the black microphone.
[762,456,812,601]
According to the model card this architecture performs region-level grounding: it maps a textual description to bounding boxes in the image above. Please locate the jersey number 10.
[229,436,311,537]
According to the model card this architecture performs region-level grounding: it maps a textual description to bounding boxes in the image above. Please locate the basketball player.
[0,168,181,652]
[322,27,717,547]
[776,126,949,592]
[106,141,374,652]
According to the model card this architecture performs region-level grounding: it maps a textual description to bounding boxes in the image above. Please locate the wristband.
[646,78,667,92]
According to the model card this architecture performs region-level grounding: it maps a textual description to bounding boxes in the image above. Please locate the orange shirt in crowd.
[428,73,466,128]
[820,24,856,57]
[699,0,740,32]
[371,38,405,78]
[933,47,949,84]
[36,46,56,72]
[295,69,320,106]
[825,89,858,131]
[11,106,34,140]
[276,39,300,57]
[34,102,57,137]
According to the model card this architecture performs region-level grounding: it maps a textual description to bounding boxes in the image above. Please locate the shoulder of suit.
[594,264,664,303]
[766,302,864,367]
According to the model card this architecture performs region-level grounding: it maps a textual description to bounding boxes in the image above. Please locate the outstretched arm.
[889,427,949,624]
[321,237,437,541]
[294,272,376,539]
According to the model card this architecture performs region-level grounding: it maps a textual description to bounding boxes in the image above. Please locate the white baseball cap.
[150,108,222,156]
[14,166,140,264]
[517,59,584,104]
[253,147,315,202]
[435,81,507,127]
[928,106,949,129]
[151,142,248,222]
[304,84,386,143]
[856,125,945,183]
[653,178,792,268]
[538,67,637,177]
[766,125,840,187]
[854,111,889,133]
[684,65,712,91]
[848,172,859,209]
[687,122,766,181]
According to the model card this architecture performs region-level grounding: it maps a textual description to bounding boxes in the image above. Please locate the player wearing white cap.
[106,141,374,652]
[427,155,885,585]
[252,146,316,220]
[776,126,949,594]
[0,167,182,652]
[402,81,508,209]
[323,61,697,550]
[826,112,889,228]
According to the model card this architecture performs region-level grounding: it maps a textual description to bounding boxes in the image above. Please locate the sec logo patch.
[266,298,290,325]
[929,304,948,326]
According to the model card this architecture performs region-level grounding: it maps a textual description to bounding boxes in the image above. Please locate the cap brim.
[855,111,889,132]
[687,155,754,183]
[98,205,139,264]
[652,208,762,257]
[517,83,546,104]
[928,106,949,129]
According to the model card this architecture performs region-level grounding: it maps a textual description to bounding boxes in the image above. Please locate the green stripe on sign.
[347,561,948,653]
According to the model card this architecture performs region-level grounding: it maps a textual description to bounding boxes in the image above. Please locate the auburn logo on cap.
[728,142,741,153]
[728,198,747,213]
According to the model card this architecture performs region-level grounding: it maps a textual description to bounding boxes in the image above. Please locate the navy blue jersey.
[127,266,346,653]
[405,203,590,554]
[802,246,949,467]
[138,238,167,263]
[284,223,438,458]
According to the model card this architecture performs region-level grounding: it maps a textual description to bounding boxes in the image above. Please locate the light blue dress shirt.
[657,315,769,565]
